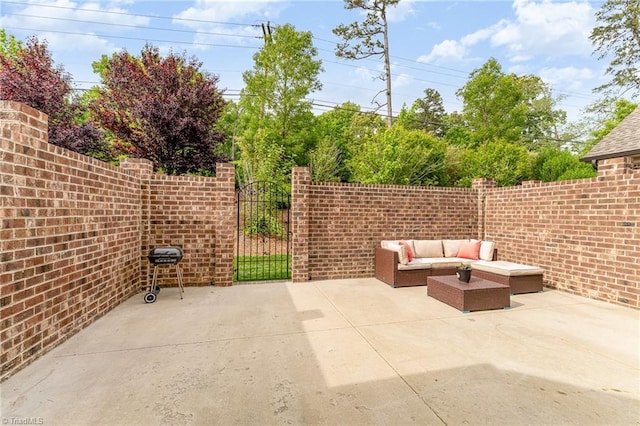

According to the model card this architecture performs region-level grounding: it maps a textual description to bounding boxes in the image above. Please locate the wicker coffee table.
[427,275,510,313]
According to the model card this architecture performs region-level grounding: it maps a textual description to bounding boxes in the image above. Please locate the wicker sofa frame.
[374,245,498,288]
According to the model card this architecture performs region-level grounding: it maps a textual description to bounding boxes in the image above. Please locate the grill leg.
[150,266,159,293]
[175,264,184,299]
[144,266,161,303]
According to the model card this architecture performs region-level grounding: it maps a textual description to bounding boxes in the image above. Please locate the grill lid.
[148,246,183,265]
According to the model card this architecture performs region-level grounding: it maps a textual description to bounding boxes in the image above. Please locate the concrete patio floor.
[2,278,639,425]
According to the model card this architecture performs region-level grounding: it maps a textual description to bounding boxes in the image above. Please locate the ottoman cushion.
[472,260,544,276]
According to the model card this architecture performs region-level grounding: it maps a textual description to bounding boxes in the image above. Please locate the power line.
[3,3,600,115]
[3,27,262,50]
[9,13,261,40]
[7,4,589,100]
[1,0,256,27]
[3,4,600,104]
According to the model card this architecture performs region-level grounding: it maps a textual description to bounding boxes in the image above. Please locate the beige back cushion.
[413,240,444,258]
[479,241,495,261]
[471,239,495,261]
[443,240,466,257]
[384,242,409,265]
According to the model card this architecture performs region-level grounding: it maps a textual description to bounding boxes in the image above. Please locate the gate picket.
[235,181,291,281]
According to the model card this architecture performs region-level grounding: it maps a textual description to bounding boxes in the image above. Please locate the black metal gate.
[235,181,291,281]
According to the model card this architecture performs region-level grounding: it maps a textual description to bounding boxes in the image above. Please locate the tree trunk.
[382,8,393,128]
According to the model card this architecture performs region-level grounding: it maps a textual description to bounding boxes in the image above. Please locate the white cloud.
[491,0,595,59]
[174,0,286,27]
[392,72,413,90]
[418,21,505,65]
[418,0,595,65]
[417,39,467,64]
[172,0,287,49]
[7,0,149,27]
[424,21,441,31]
[387,0,416,23]
[1,0,149,53]
[354,66,377,82]
[538,66,594,91]
[461,24,503,46]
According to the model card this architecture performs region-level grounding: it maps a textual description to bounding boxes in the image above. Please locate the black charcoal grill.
[145,246,184,303]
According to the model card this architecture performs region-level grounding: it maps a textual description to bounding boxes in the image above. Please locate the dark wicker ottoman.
[427,275,510,313]
[471,261,544,294]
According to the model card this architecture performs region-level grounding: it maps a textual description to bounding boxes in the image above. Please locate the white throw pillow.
[480,241,495,261]
[386,242,409,265]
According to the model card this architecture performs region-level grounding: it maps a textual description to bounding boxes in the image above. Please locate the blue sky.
[1,0,607,123]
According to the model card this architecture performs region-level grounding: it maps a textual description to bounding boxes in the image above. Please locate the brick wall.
[1,102,236,380]
[144,174,217,288]
[1,102,141,380]
[484,157,639,308]
[292,164,639,308]
[291,169,478,281]
[139,162,235,289]
[2,100,637,380]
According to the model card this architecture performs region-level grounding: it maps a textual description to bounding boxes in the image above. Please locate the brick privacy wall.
[299,178,478,280]
[139,162,235,289]
[1,102,141,380]
[1,102,236,380]
[144,174,217,288]
[484,157,640,308]
[2,100,638,380]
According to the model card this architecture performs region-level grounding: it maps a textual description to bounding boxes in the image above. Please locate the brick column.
[291,167,310,282]
[598,157,634,179]
[0,101,49,146]
[472,178,496,241]
[120,158,153,291]
[214,162,235,286]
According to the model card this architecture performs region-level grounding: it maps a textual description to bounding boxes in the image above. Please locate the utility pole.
[259,22,272,118]
[261,21,272,44]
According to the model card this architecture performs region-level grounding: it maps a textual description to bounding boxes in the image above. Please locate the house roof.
[581,106,640,162]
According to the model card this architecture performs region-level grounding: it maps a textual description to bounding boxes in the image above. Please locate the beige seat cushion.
[398,258,433,270]
[429,257,470,269]
[472,260,544,277]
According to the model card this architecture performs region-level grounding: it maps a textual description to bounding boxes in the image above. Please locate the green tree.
[455,141,530,187]
[347,124,447,185]
[0,29,22,56]
[215,100,242,161]
[442,112,473,147]
[238,23,323,184]
[404,88,447,136]
[334,0,399,128]
[311,102,361,182]
[590,0,640,97]
[530,146,597,181]
[456,58,565,149]
[580,99,638,155]
[310,137,343,182]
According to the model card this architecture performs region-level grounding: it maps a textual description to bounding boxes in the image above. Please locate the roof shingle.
[582,106,640,162]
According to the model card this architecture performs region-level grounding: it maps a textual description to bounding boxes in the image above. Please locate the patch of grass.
[234,254,291,281]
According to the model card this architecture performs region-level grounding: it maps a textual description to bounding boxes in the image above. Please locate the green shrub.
[245,212,284,238]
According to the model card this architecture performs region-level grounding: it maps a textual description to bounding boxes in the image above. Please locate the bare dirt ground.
[235,234,290,256]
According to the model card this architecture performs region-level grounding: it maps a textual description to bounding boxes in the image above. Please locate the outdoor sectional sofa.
[375,239,544,293]
[375,239,496,288]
